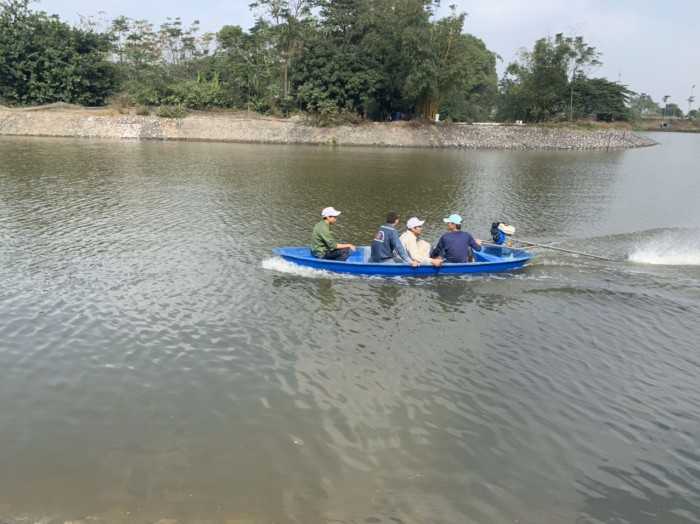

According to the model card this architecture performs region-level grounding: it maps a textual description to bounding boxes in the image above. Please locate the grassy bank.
[632,118,700,133]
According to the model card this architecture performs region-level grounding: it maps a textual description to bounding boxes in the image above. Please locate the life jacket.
[491,221,515,245]
[491,222,506,244]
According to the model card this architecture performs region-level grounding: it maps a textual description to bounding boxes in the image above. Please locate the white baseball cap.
[321,206,342,217]
[406,217,425,229]
[498,223,515,235]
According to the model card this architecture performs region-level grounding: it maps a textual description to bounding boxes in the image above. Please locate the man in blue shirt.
[370,211,419,266]
[430,214,482,263]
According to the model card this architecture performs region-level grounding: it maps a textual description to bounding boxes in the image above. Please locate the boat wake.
[261,257,357,279]
[628,229,700,266]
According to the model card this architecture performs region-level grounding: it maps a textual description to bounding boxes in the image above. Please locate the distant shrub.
[165,73,226,110]
[123,79,168,107]
[135,105,150,116]
[156,104,187,118]
[109,93,133,114]
[278,96,296,117]
[251,97,272,114]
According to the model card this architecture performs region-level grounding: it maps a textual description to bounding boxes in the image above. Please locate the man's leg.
[323,248,351,261]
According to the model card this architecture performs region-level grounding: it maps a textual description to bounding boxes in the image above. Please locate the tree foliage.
[249,0,315,103]
[289,1,496,121]
[103,13,218,108]
[0,0,117,105]
[497,35,570,122]
[113,0,496,120]
[629,93,661,119]
[0,0,645,124]
[664,103,683,118]
[496,33,631,122]
[570,77,632,122]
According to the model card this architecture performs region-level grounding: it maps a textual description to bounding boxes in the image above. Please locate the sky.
[42,0,699,110]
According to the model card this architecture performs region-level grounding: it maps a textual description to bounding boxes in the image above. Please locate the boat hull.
[273,246,533,276]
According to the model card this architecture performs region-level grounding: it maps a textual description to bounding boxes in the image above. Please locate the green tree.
[571,78,633,121]
[362,0,442,119]
[432,19,498,121]
[497,33,602,123]
[107,14,216,106]
[113,18,161,70]
[0,0,117,105]
[293,0,380,118]
[109,15,130,65]
[561,34,601,121]
[109,18,166,103]
[214,21,279,110]
[629,93,661,119]
[158,17,213,68]
[664,102,683,118]
[498,36,570,121]
[294,0,497,121]
[249,0,315,105]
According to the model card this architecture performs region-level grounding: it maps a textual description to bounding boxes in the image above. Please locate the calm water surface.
[0,133,699,524]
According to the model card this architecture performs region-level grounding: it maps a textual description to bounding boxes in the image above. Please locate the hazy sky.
[43,0,699,109]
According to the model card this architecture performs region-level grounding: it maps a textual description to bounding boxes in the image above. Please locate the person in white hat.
[311,207,356,260]
[400,217,443,267]
[490,221,516,246]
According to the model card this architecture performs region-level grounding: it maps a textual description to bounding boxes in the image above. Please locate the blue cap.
[443,213,463,225]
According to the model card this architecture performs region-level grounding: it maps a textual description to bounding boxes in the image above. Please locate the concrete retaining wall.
[0,108,657,150]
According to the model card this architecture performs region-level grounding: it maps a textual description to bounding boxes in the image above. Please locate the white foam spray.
[261,257,358,279]
[628,231,700,266]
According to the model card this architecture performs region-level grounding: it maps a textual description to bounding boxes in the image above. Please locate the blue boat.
[273,245,534,276]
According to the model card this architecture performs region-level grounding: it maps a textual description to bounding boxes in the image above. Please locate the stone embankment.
[0,106,656,150]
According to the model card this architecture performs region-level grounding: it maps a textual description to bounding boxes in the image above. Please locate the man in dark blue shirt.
[430,214,482,263]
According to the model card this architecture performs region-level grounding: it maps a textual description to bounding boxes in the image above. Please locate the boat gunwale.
[273,246,534,273]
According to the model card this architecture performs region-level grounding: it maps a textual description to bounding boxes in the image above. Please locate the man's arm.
[322,228,356,252]
[430,236,445,259]
[391,230,415,264]
[469,234,482,252]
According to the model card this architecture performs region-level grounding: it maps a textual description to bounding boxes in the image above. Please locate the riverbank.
[633,117,700,133]
[0,106,656,150]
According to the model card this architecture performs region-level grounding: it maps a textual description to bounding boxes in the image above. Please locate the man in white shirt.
[400,217,443,267]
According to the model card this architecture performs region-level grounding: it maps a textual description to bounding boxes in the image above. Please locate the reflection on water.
[0,134,699,523]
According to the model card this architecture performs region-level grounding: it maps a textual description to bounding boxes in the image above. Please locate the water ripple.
[1,137,700,523]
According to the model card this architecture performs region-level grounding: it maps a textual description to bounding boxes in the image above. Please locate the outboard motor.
[490,222,515,245]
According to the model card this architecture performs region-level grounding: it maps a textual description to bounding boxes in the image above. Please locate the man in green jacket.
[311,207,356,260]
